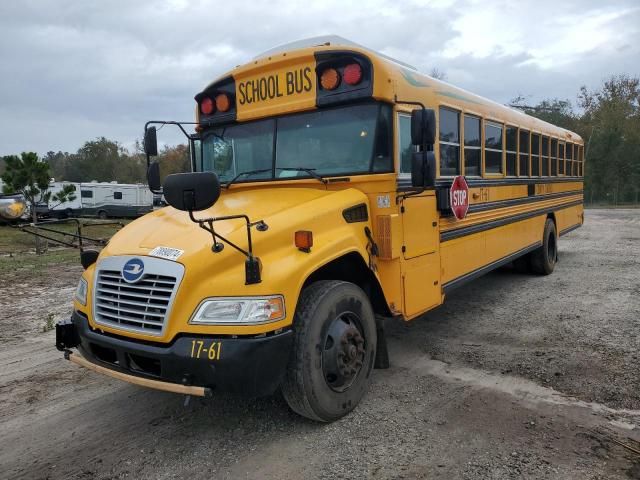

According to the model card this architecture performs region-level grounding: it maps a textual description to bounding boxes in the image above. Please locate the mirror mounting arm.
[187,210,264,284]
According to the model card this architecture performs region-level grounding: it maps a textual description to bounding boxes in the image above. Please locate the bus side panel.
[484,215,547,264]
[440,232,486,286]
[557,204,584,233]
[441,215,545,287]
[400,194,441,318]
[402,254,441,317]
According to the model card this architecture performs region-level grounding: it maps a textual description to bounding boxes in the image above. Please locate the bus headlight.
[189,296,285,325]
[75,278,88,306]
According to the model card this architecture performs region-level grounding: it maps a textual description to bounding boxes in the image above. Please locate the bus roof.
[207,37,582,143]
[254,35,418,71]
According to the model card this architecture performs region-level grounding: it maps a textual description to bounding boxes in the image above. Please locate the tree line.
[511,74,640,205]
[1,74,638,205]
[41,139,190,184]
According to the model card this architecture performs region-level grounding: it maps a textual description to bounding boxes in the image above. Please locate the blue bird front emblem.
[122,258,145,283]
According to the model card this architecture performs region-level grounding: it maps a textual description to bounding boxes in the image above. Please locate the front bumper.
[59,311,293,397]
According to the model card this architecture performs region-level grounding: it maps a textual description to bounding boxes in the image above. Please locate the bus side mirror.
[144,126,158,157]
[147,161,161,193]
[163,172,221,211]
[411,108,436,146]
[411,151,436,188]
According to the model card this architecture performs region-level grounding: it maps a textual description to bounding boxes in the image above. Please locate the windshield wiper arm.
[275,167,328,184]
[224,168,273,188]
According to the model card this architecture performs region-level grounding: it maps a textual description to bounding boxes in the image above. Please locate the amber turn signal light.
[295,230,313,252]
[320,68,340,90]
[215,93,231,112]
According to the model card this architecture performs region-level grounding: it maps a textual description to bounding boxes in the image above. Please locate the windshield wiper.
[224,167,328,188]
[224,168,272,188]
[275,167,328,185]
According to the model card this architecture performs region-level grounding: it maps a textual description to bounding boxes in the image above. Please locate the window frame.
[550,138,558,176]
[197,100,394,182]
[397,112,414,176]
[541,135,549,177]
[462,113,482,177]
[438,105,462,177]
[530,132,541,177]
[505,125,518,177]
[518,129,530,177]
[483,119,505,176]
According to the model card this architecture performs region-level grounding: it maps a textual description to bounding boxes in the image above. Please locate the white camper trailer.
[47,182,82,218]
[77,182,154,219]
[46,181,153,219]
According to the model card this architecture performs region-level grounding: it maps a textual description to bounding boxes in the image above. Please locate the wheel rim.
[322,311,366,393]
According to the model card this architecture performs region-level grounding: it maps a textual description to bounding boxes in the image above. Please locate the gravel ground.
[0,208,638,479]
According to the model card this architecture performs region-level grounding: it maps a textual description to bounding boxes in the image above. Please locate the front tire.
[282,280,377,422]
[530,218,558,275]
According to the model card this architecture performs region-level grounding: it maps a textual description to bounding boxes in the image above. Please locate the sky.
[0,0,638,156]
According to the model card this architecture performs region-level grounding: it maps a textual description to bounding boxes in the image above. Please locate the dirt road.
[1,209,639,479]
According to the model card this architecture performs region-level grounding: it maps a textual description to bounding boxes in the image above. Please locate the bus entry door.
[400,195,441,317]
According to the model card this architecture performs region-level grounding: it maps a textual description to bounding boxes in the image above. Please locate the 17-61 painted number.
[190,340,222,360]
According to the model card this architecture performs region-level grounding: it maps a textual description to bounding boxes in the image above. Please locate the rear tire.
[282,280,376,422]
[98,210,107,220]
[530,218,557,275]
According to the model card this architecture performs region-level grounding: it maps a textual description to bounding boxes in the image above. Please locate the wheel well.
[546,212,557,229]
[302,252,391,317]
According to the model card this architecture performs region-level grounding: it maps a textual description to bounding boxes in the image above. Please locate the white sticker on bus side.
[377,195,391,208]
[149,246,184,261]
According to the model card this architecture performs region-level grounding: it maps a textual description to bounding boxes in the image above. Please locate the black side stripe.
[442,241,542,295]
[468,189,583,214]
[441,199,583,242]
[397,176,584,191]
[439,176,584,188]
[559,223,582,236]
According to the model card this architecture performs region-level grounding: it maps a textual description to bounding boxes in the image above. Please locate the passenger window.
[439,107,460,176]
[541,136,549,176]
[519,130,530,176]
[577,145,584,177]
[550,138,558,176]
[484,122,503,174]
[566,142,573,176]
[558,142,565,175]
[505,126,517,176]
[463,115,481,176]
[531,134,540,176]
[114,192,122,200]
[398,114,413,174]
[81,190,93,198]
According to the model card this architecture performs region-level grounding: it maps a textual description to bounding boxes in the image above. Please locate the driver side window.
[398,114,413,174]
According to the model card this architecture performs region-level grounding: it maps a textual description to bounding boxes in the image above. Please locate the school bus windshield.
[198,102,392,182]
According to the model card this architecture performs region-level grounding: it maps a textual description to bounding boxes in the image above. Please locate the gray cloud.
[0,0,638,155]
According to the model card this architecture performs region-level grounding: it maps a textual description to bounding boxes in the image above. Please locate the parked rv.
[47,181,154,219]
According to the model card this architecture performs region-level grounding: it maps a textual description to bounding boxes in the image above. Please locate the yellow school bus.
[56,36,584,422]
